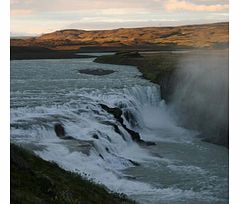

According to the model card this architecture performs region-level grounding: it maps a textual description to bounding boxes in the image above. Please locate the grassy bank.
[95,51,178,82]
[11,144,135,204]
[94,51,181,100]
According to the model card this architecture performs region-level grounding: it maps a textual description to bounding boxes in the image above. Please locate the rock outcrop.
[78,69,115,76]
[100,104,156,146]
[54,123,76,140]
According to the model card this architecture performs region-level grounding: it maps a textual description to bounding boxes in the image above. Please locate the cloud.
[10,0,156,15]
[10,0,229,34]
[165,0,228,12]
[11,9,33,16]
[10,0,229,17]
[65,18,227,31]
[100,8,148,16]
[66,19,178,30]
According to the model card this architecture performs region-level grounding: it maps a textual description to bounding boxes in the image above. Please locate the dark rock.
[105,147,110,153]
[123,127,141,142]
[100,104,123,120]
[100,104,140,141]
[100,121,126,140]
[99,154,104,160]
[101,121,122,135]
[128,159,140,166]
[92,134,99,139]
[78,69,115,76]
[54,123,95,155]
[124,110,138,128]
[112,124,121,135]
[54,123,76,140]
[54,123,66,138]
[100,104,155,146]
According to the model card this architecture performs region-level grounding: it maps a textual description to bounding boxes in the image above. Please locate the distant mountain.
[11,36,36,39]
[11,22,229,51]
[10,32,38,39]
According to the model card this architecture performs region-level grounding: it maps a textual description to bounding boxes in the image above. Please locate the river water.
[10,57,228,204]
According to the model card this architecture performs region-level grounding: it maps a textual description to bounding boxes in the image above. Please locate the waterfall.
[11,85,161,157]
[11,84,170,196]
[11,57,229,204]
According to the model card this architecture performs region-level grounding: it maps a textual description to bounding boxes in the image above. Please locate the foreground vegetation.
[11,144,135,204]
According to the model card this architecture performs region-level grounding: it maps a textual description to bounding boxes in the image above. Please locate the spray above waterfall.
[169,51,229,146]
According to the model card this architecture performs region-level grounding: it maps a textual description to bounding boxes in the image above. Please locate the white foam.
[167,164,207,175]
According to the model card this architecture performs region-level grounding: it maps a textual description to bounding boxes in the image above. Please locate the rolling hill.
[11,22,228,51]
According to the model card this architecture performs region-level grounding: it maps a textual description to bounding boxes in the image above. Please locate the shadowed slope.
[11,144,135,204]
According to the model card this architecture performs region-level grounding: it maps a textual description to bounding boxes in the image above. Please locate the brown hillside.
[11,22,229,51]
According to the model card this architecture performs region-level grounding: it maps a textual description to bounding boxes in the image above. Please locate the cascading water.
[11,57,228,204]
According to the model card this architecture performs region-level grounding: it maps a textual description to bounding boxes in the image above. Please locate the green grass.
[11,144,136,204]
[94,52,179,83]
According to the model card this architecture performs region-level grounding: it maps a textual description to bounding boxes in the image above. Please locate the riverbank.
[94,51,179,101]
[10,46,96,60]
[11,144,135,204]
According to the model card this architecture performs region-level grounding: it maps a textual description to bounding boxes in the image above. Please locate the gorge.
[11,53,228,203]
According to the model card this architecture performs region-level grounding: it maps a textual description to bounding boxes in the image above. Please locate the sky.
[10,0,229,36]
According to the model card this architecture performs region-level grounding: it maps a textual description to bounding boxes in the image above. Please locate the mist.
[169,50,229,147]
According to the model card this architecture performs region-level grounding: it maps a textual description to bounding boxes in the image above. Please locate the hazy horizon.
[11,0,228,36]
[10,20,229,37]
